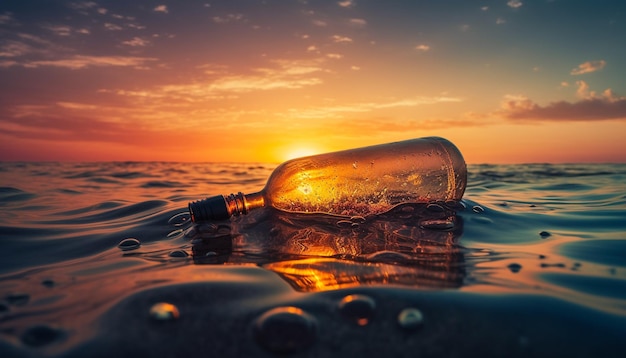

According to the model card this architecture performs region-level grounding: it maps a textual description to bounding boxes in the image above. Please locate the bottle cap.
[188,195,231,222]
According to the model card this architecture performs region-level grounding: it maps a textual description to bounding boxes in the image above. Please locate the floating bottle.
[188,137,466,222]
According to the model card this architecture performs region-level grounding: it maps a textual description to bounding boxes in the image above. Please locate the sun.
[282,146,323,162]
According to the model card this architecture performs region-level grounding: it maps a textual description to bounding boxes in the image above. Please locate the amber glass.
[188,137,467,221]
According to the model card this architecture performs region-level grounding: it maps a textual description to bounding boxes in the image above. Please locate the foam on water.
[1,162,625,356]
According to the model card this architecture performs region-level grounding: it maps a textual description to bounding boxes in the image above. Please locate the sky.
[1,0,625,163]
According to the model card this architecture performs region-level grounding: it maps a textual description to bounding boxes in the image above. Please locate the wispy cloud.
[338,0,355,8]
[499,82,626,121]
[212,14,245,24]
[285,96,463,119]
[104,22,123,31]
[122,37,150,47]
[415,44,430,51]
[17,55,157,70]
[332,35,353,43]
[0,12,17,25]
[153,5,169,14]
[507,0,523,9]
[348,18,366,27]
[107,59,326,100]
[570,60,606,75]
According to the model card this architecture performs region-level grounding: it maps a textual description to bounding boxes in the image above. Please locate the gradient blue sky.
[1,0,625,163]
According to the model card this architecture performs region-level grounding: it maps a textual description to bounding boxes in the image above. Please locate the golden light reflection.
[281,146,323,162]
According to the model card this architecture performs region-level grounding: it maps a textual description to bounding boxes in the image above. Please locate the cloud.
[153,5,169,14]
[0,12,17,25]
[415,44,430,51]
[496,18,506,25]
[500,82,626,121]
[212,14,245,24]
[349,18,366,26]
[122,37,150,47]
[104,22,123,31]
[42,25,73,36]
[338,0,355,8]
[570,60,606,75]
[507,0,523,8]
[285,96,463,119]
[18,55,157,69]
[107,59,326,101]
[332,35,353,43]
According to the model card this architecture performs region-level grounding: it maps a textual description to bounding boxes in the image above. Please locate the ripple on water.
[559,239,626,268]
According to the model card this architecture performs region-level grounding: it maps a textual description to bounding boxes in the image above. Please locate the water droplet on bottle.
[472,205,484,213]
[149,302,180,321]
[397,308,424,330]
[426,203,445,212]
[21,324,64,347]
[539,231,551,238]
[254,306,317,353]
[350,216,366,224]
[419,219,455,231]
[338,294,376,326]
[337,220,353,228]
[168,212,191,227]
[508,263,522,273]
[168,249,189,259]
[118,238,141,251]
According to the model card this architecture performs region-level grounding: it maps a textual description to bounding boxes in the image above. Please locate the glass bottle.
[188,136,466,222]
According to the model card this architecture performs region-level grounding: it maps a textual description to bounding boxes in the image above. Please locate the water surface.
[1,162,625,357]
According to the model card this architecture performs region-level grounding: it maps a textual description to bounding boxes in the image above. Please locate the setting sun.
[281,146,325,162]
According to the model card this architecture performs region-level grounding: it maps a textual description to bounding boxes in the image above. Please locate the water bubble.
[508,263,522,273]
[21,324,64,347]
[254,306,317,353]
[426,203,445,212]
[337,220,353,228]
[168,249,189,259]
[350,216,366,224]
[338,294,376,326]
[6,292,29,306]
[539,231,551,238]
[168,212,191,227]
[472,205,484,213]
[118,238,141,251]
[397,308,424,330]
[149,302,180,321]
[400,205,415,213]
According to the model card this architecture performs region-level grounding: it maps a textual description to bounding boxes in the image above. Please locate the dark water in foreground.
[1,162,625,357]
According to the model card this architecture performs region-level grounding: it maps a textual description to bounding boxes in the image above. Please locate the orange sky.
[1,1,625,163]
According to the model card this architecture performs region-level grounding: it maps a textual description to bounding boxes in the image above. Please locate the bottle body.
[189,137,466,222]
[262,136,466,217]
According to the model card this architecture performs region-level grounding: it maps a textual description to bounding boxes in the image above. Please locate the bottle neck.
[188,191,265,222]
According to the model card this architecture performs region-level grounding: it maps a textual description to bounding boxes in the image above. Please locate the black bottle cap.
[188,195,231,222]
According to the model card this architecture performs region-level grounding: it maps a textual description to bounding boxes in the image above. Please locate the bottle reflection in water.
[189,137,467,222]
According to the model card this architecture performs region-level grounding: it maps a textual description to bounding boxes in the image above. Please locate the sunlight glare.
[282,146,323,161]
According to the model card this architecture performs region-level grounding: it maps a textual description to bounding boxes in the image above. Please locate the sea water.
[0,162,625,357]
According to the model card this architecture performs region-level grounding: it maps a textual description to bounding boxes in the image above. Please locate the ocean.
[1,162,625,357]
